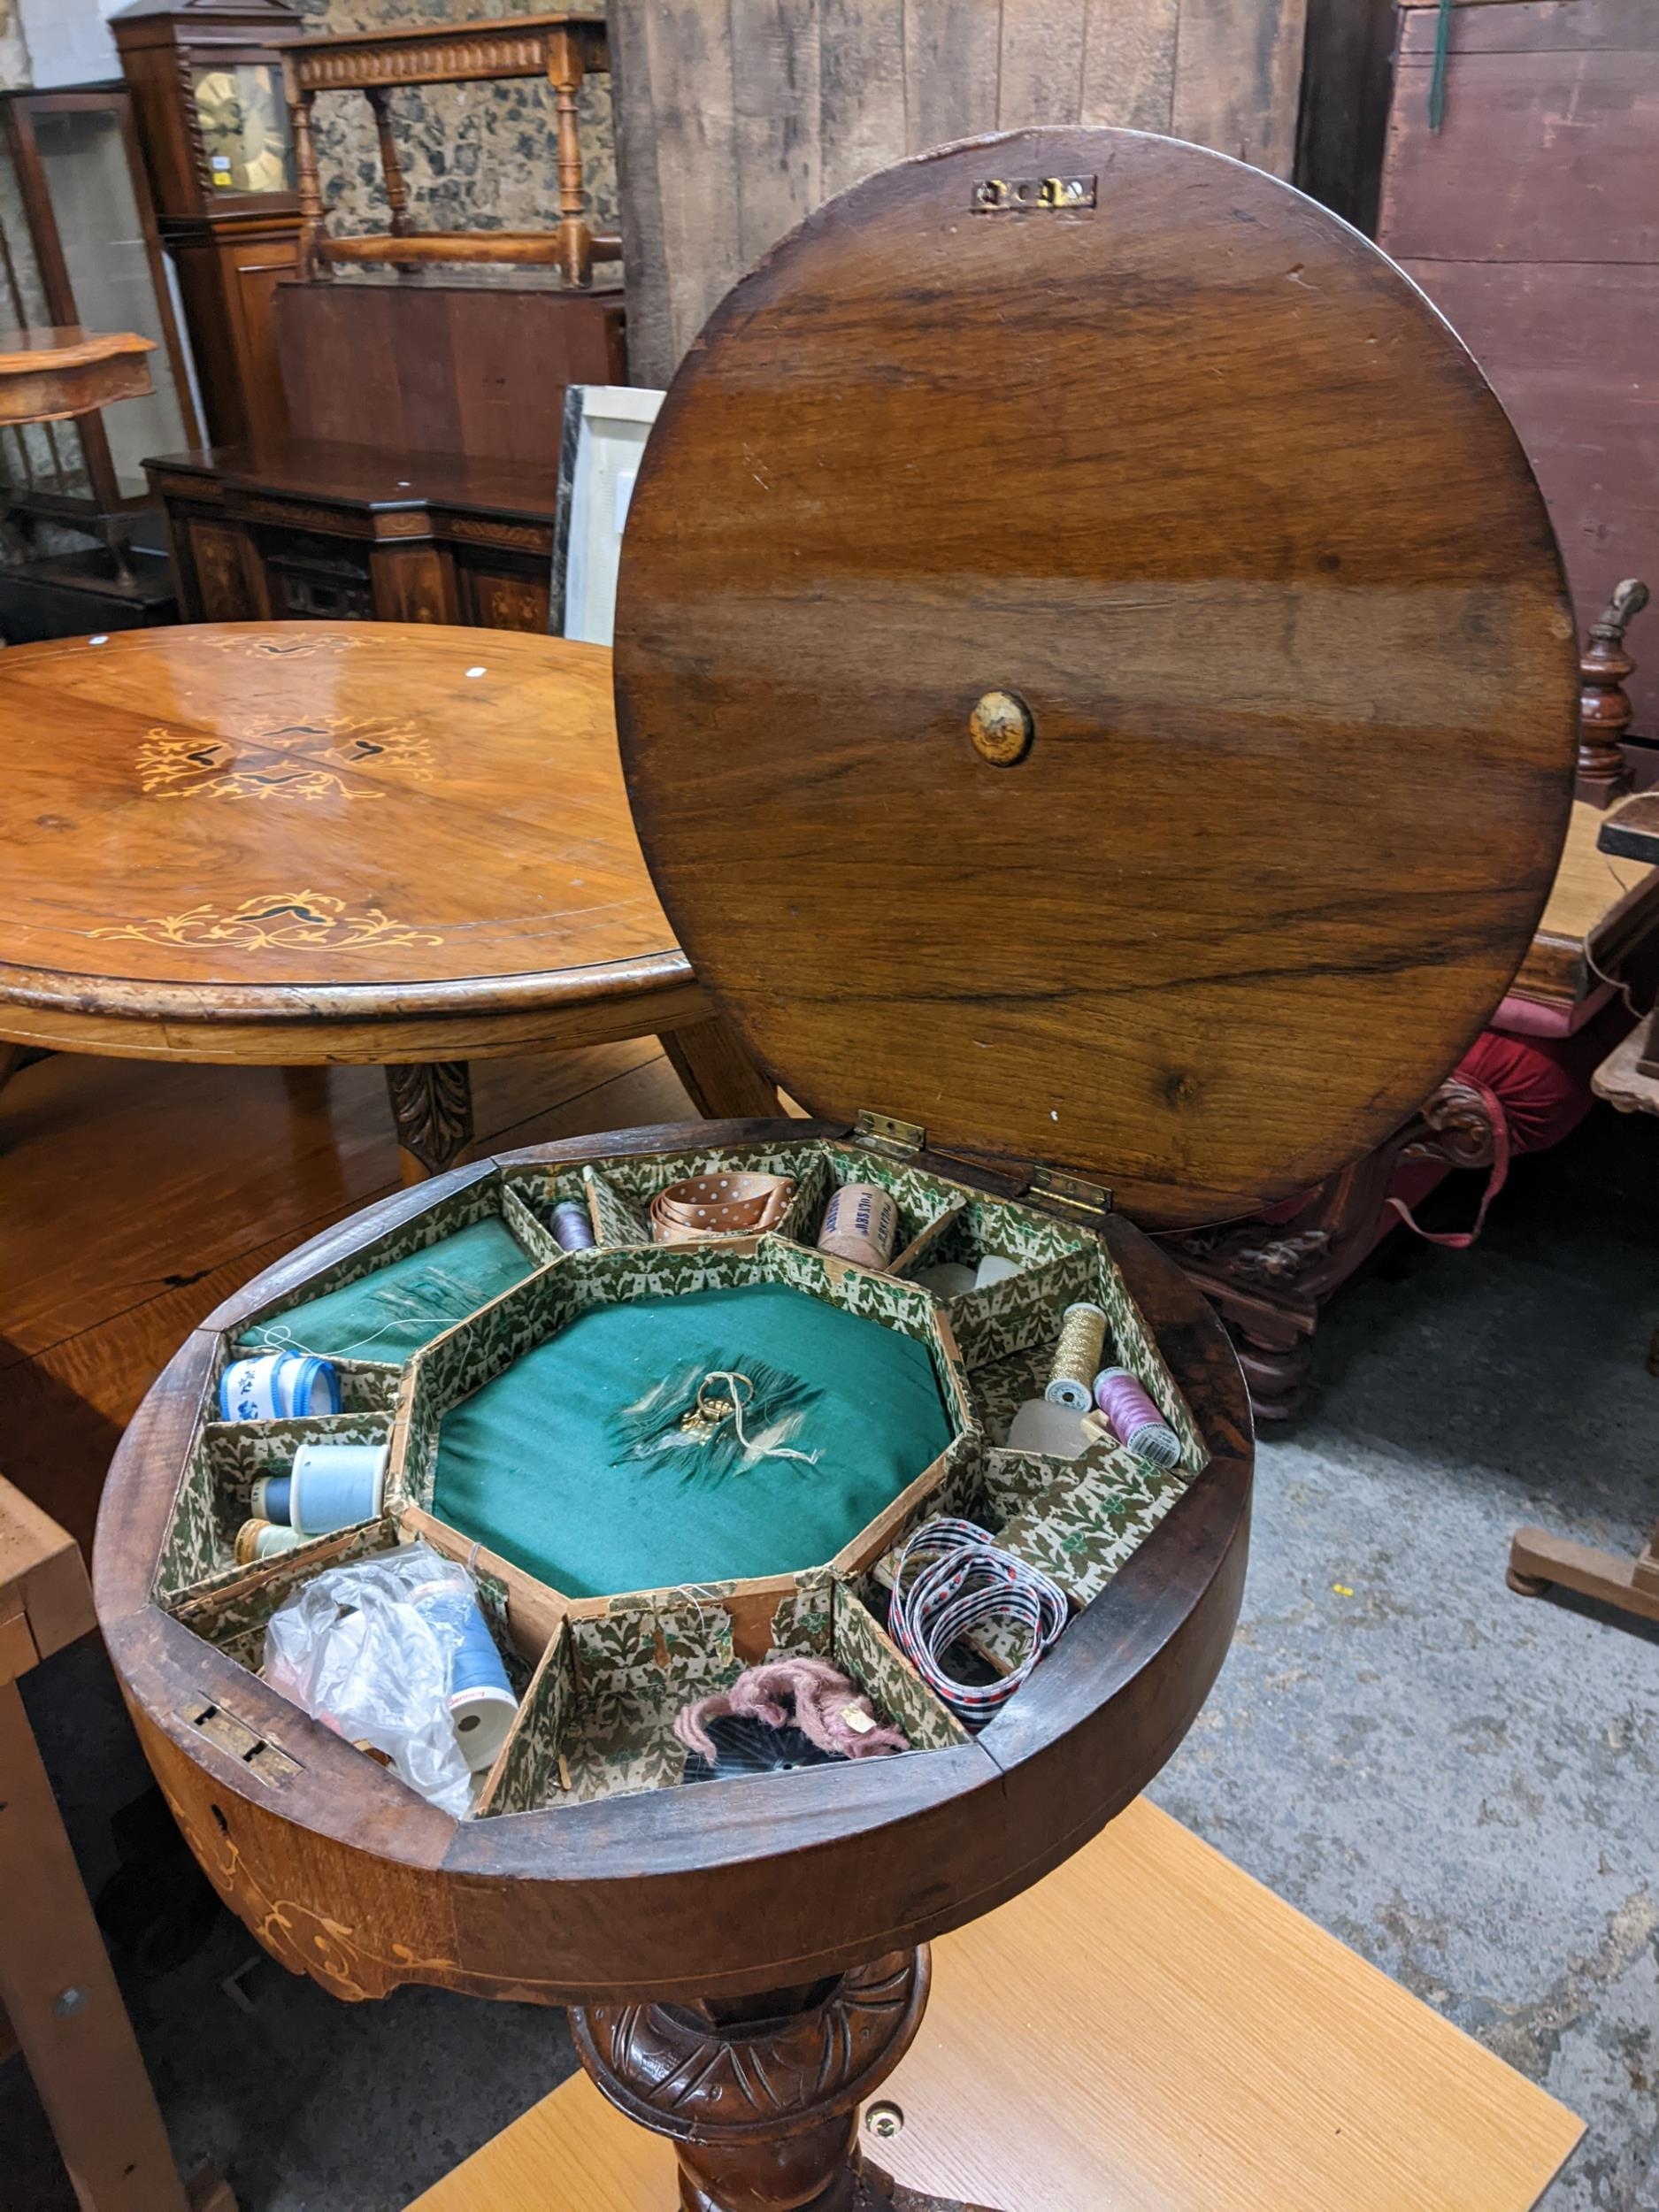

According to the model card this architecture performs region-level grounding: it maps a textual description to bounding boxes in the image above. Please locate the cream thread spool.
[817,1183,898,1270]
[1045,1302,1109,1409]
[234,1518,303,1565]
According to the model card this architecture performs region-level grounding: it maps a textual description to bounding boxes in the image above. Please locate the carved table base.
[384,1060,473,1183]
[571,1949,997,2212]
[1173,1074,1500,1421]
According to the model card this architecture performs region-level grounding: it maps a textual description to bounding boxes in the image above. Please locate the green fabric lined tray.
[431,1282,953,1600]
[235,1217,536,1363]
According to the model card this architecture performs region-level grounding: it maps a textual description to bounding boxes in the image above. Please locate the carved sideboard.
[147,439,562,629]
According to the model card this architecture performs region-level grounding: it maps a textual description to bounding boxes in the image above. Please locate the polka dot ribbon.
[649,1171,795,1244]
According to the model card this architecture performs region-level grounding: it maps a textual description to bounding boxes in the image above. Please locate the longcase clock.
[111,0,302,447]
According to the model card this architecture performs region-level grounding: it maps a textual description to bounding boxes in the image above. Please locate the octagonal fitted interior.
[152,1135,1212,1818]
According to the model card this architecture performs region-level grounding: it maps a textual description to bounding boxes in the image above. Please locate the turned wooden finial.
[1577,578,1649,807]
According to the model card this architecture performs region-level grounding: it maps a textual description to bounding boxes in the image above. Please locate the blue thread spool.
[288,1442,388,1536]
[218,1351,340,1422]
[551,1200,595,1252]
[411,1579,518,1771]
[250,1474,293,1525]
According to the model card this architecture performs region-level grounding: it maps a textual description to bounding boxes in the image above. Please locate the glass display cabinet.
[0,84,201,574]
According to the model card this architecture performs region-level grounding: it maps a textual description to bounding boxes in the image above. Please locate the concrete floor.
[5,1108,1658,2212]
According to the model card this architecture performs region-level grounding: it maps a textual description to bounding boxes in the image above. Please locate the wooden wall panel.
[611,0,1310,384]
[1081,0,1179,132]
[1379,0,1659,741]
[997,2,1091,129]
[1171,0,1310,173]
[1384,48,1659,263]
[902,0,1004,149]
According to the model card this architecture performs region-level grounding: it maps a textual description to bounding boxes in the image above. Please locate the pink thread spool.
[1092,1367,1180,1470]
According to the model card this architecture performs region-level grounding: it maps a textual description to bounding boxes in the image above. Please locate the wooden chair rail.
[280,12,618,289]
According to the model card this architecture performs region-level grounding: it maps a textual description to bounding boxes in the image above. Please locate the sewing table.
[0,623,772,1178]
[94,127,1582,2210]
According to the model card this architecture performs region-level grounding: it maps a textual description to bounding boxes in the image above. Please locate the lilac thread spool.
[1092,1368,1181,1470]
[218,1351,340,1423]
[551,1199,595,1252]
[288,1442,388,1536]
[411,1579,518,1771]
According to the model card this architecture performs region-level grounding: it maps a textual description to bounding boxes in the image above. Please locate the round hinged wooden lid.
[614,127,1578,1229]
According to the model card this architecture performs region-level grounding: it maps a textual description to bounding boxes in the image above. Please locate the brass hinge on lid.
[854,1109,926,1159]
[1025,1164,1114,1225]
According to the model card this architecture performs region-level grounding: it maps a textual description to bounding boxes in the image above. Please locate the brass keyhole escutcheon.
[968,689,1033,766]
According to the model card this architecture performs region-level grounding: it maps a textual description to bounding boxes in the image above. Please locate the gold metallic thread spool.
[1045,1302,1109,1410]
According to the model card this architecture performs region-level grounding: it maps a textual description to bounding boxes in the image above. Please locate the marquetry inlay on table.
[0,623,772,1176]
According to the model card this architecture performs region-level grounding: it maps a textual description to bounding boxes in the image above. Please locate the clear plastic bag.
[263,1541,486,1816]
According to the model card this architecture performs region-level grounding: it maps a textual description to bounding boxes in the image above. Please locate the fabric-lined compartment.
[229,1173,545,1366]
[165,1517,406,1673]
[964,1263,1206,1478]
[152,1409,395,1604]
[166,1520,527,1768]
[427,1278,956,1601]
[208,1352,401,1423]
[511,1145,825,1250]
[476,1572,965,1816]
[234,1215,540,1364]
[862,1436,1188,1677]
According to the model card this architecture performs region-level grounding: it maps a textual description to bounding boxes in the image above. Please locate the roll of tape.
[219,1351,341,1423]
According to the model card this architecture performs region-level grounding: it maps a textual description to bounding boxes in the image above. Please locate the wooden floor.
[412,1799,1584,2212]
[0,1043,693,1555]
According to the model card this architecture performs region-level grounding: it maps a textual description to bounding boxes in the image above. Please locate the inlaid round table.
[0,622,774,1175]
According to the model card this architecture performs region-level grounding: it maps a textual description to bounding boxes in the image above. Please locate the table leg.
[1507,1518,1659,1624]
[0,1678,214,2212]
[659,1017,780,1120]
[570,1949,993,2211]
[385,1062,473,1184]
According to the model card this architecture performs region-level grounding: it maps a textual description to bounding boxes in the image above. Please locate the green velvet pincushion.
[431,1281,953,1599]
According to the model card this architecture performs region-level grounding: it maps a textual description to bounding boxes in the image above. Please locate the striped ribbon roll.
[887,1517,1069,1723]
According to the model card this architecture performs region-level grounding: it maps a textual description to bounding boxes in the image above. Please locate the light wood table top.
[0,623,703,1065]
[412,1797,1581,2212]
[1513,795,1659,1010]
[0,324,155,426]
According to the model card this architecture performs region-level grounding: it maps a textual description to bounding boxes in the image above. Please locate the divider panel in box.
[230,1171,552,1370]
[153,1409,395,1605]
[165,1516,408,1675]
[964,1248,1206,1478]
[400,1234,977,1609]
[859,1436,1193,1678]
[477,1571,965,1816]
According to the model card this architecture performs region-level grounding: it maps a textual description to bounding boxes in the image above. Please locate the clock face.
[192,64,295,196]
